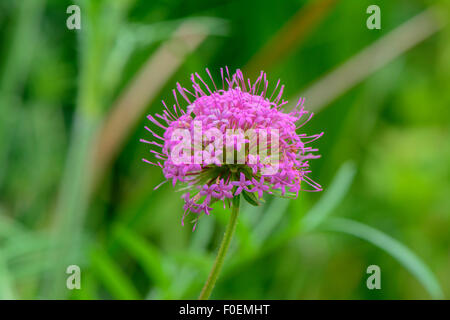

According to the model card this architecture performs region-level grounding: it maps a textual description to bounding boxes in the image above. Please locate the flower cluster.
[141,68,322,229]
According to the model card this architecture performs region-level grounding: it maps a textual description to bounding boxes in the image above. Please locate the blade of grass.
[8,256,52,281]
[166,215,215,299]
[189,211,215,252]
[291,6,446,112]
[3,233,50,261]
[268,161,356,245]
[302,161,356,231]
[321,217,445,299]
[90,248,140,300]
[223,161,356,278]
[252,197,290,245]
[113,224,172,298]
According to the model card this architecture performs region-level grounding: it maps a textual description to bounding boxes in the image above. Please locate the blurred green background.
[0,0,449,300]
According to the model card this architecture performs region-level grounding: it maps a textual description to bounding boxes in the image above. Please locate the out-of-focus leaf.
[189,213,215,252]
[103,17,229,97]
[253,197,289,245]
[302,161,356,231]
[70,272,98,300]
[265,161,356,247]
[0,252,15,299]
[321,217,444,299]
[224,162,356,278]
[170,251,213,274]
[90,248,140,300]
[113,224,171,297]
[0,212,27,238]
[3,234,50,260]
[9,256,52,281]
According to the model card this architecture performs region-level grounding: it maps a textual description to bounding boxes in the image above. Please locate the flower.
[141,68,322,228]
[232,172,253,196]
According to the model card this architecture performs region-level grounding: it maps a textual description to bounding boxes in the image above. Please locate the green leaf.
[241,190,261,206]
[322,217,444,299]
[302,161,356,231]
[113,224,171,296]
[253,197,290,245]
[224,162,357,277]
[90,248,140,300]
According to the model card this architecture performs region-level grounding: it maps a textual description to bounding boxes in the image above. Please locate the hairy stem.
[199,196,240,300]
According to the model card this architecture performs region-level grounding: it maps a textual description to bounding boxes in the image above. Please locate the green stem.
[199,196,240,300]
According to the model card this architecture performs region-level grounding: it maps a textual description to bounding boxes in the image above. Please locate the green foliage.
[0,0,448,300]
[322,217,444,299]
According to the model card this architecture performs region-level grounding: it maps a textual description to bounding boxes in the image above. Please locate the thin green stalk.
[199,196,240,300]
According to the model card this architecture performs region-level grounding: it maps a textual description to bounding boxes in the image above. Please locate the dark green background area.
[0,0,448,299]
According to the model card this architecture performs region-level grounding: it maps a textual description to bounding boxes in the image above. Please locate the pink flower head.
[141,68,322,229]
